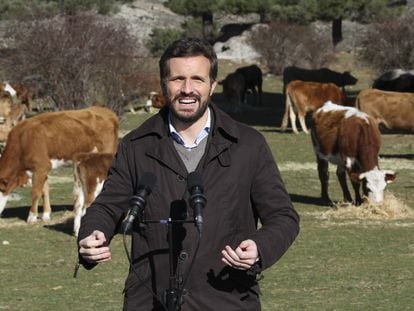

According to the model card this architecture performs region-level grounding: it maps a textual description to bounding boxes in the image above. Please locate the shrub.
[1,12,142,115]
[249,21,334,75]
[359,12,414,72]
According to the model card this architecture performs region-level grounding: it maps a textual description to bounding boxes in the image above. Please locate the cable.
[122,232,168,311]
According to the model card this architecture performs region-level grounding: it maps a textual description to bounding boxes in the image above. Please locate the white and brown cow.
[310,101,396,205]
[355,88,414,132]
[0,106,119,223]
[73,152,114,236]
[281,80,345,134]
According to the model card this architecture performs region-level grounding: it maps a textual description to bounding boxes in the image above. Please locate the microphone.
[122,172,156,233]
[187,172,207,235]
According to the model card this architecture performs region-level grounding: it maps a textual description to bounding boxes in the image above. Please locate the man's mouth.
[178,97,198,105]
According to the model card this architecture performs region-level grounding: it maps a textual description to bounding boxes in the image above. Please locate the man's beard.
[169,94,210,124]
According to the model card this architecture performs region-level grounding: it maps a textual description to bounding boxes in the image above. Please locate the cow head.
[0,172,31,215]
[357,167,396,204]
[343,71,358,86]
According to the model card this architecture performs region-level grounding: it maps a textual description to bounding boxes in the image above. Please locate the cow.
[0,91,26,146]
[283,66,358,93]
[310,101,396,206]
[355,88,414,132]
[0,81,36,112]
[72,152,114,236]
[219,71,246,111]
[235,64,263,106]
[372,69,414,92]
[281,80,345,134]
[0,106,119,223]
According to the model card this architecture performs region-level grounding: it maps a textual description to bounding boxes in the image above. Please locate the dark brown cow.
[281,80,345,134]
[73,152,114,236]
[311,101,396,205]
[219,71,246,111]
[0,106,119,223]
[355,88,414,132]
[235,64,263,106]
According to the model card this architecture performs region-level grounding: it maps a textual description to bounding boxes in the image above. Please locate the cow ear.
[385,171,397,183]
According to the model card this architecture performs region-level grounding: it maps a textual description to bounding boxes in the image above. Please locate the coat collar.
[126,103,240,173]
[127,103,240,143]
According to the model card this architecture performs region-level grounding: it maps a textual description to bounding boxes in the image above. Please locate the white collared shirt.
[169,107,211,150]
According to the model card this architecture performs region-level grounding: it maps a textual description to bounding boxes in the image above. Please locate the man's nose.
[180,79,194,94]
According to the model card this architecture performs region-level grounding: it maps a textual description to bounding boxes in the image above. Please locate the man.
[78,37,300,310]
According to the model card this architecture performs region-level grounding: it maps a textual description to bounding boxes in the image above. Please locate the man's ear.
[210,80,218,95]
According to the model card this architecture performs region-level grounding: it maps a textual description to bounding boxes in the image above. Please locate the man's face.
[165,56,217,124]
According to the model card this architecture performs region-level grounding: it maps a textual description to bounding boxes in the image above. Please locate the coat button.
[179,251,188,261]
[177,174,184,181]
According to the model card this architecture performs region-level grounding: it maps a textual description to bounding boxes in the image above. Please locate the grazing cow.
[73,152,114,236]
[235,64,263,106]
[310,101,396,205]
[355,88,414,132]
[372,69,414,92]
[283,66,358,92]
[281,80,345,134]
[0,106,119,223]
[220,71,246,111]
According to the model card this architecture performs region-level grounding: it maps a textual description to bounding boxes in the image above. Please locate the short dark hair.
[159,37,218,90]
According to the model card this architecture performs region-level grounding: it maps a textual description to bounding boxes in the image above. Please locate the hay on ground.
[322,193,414,220]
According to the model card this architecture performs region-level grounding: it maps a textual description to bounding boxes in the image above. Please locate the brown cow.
[0,91,26,145]
[355,88,414,132]
[311,101,396,205]
[73,152,114,236]
[0,106,119,223]
[281,80,345,134]
[0,81,36,111]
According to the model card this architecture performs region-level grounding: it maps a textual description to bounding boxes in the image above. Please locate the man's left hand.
[221,239,259,270]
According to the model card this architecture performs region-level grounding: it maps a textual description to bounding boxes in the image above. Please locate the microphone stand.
[142,217,195,311]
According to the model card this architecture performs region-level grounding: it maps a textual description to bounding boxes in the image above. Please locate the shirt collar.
[169,107,211,149]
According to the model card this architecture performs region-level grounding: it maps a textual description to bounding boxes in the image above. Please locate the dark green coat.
[78,103,300,311]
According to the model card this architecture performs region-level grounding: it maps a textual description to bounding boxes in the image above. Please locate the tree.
[166,0,219,43]
[270,0,407,48]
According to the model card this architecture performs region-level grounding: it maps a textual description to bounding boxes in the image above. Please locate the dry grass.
[322,193,414,220]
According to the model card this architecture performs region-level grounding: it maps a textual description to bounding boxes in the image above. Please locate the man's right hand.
[78,230,112,264]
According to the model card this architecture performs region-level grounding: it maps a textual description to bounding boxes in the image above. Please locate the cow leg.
[41,180,51,221]
[336,166,353,203]
[0,193,9,216]
[281,101,290,131]
[27,169,50,223]
[298,113,309,134]
[350,179,363,205]
[317,157,332,205]
[289,107,299,133]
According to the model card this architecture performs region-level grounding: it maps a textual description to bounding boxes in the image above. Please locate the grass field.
[1,54,414,310]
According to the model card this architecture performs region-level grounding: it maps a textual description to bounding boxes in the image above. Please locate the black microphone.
[122,172,156,233]
[187,172,207,235]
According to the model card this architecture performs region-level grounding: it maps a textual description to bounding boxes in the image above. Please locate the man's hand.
[221,239,259,270]
[79,230,111,264]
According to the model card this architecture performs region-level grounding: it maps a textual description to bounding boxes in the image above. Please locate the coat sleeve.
[77,140,135,267]
[249,135,300,271]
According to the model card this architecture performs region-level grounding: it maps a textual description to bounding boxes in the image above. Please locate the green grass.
[1,54,414,310]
